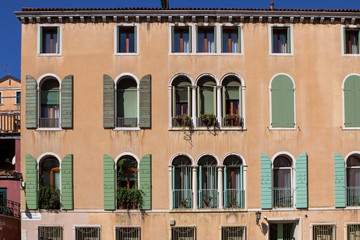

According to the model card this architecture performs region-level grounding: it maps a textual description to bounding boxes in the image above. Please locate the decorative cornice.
[15,9,360,25]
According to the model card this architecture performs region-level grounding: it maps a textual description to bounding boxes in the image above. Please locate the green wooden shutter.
[344,28,347,54]
[103,154,115,210]
[196,26,198,52]
[271,27,274,53]
[25,154,38,210]
[134,26,137,53]
[40,27,43,53]
[103,74,115,129]
[26,75,38,129]
[171,26,175,53]
[56,26,60,53]
[238,26,241,53]
[61,75,73,129]
[139,154,152,210]
[295,152,308,208]
[261,153,272,209]
[188,26,192,53]
[214,26,217,53]
[287,27,291,53]
[334,152,346,208]
[344,75,360,127]
[116,26,120,53]
[61,154,73,210]
[220,26,223,53]
[139,74,151,129]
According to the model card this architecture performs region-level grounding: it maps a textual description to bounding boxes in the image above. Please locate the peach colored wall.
[0,79,21,112]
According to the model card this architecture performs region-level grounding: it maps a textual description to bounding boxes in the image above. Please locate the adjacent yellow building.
[16,7,360,240]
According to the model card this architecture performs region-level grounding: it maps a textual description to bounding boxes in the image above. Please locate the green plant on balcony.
[38,175,60,210]
[200,114,217,127]
[117,187,144,210]
[179,198,190,208]
[224,114,241,127]
[202,193,213,208]
[228,197,240,208]
[176,114,192,127]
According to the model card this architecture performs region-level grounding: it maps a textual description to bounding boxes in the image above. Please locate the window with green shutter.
[221,26,241,53]
[116,77,138,128]
[222,76,242,127]
[39,78,60,128]
[346,154,360,207]
[61,75,73,129]
[39,156,60,210]
[198,155,218,209]
[344,27,360,54]
[139,75,151,129]
[334,152,346,208]
[61,154,73,210]
[25,154,38,209]
[172,25,192,53]
[103,74,115,129]
[261,153,272,209]
[103,154,116,210]
[295,153,308,208]
[172,155,192,209]
[197,26,216,53]
[139,154,152,210]
[271,26,291,54]
[344,75,360,128]
[26,75,38,129]
[271,74,295,128]
[223,155,244,209]
[197,76,217,127]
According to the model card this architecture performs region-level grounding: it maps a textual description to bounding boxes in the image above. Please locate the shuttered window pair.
[25,154,73,210]
[271,74,295,128]
[103,154,152,210]
[261,153,308,209]
[344,75,360,128]
[25,75,73,129]
[103,74,151,129]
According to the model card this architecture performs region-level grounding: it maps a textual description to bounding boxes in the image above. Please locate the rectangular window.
[270,223,296,240]
[171,227,195,240]
[221,226,246,240]
[0,92,2,104]
[345,28,360,54]
[272,26,291,54]
[172,26,191,53]
[38,226,62,240]
[222,27,240,53]
[15,91,20,104]
[0,188,6,204]
[348,224,360,240]
[75,227,100,240]
[313,224,335,240]
[117,26,137,53]
[40,26,60,54]
[197,26,216,53]
[115,227,141,240]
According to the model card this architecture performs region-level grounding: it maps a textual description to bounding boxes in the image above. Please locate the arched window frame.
[342,74,360,129]
[114,73,140,130]
[37,74,62,130]
[115,153,140,190]
[269,73,296,130]
[271,152,295,208]
[345,151,360,207]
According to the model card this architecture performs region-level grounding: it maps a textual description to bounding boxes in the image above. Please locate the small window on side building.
[172,26,191,53]
[15,91,20,104]
[117,26,137,53]
[40,26,60,54]
[271,26,291,54]
[345,28,360,54]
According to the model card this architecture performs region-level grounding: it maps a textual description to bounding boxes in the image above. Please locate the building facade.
[16,7,360,240]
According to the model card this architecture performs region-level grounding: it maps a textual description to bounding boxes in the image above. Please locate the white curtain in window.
[183,33,189,53]
[351,34,358,54]
[54,171,60,190]
[207,32,214,53]
[279,34,287,53]
[54,106,60,119]
[231,33,238,53]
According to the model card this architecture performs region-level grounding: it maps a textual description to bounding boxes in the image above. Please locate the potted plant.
[202,194,213,208]
[179,198,189,208]
[200,114,217,127]
[117,187,144,210]
[38,175,60,210]
[224,114,241,127]
[176,114,192,127]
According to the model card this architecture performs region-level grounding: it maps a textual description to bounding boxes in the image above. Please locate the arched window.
[344,75,360,128]
[270,74,295,128]
[198,155,218,208]
[172,156,192,209]
[39,157,60,209]
[346,154,360,206]
[40,78,60,128]
[222,76,242,127]
[171,76,192,127]
[197,76,217,127]
[116,156,140,209]
[273,156,293,208]
[116,77,138,127]
[223,155,244,209]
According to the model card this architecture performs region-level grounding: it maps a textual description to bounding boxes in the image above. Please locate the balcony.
[0,200,20,218]
[273,187,294,208]
[347,187,360,206]
[199,189,218,209]
[172,189,192,209]
[224,189,245,209]
[39,117,59,128]
[116,117,137,128]
[172,115,192,128]
[0,113,20,135]
[197,114,218,128]
[222,115,243,128]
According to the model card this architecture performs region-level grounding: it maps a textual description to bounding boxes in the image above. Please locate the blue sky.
[1,0,359,78]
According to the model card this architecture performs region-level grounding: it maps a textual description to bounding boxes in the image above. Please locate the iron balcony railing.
[273,187,294,208]
[172,189,193,209]
[224,189,245,209]
[116,117,137,127]
[0,200,20,218]
[347,187,360,206]
[222,116,243,127]
[172,116,192,128]
[199,189,218,209]
[0,113,20,134]
[196,117,218,128]
[39,117,59,128]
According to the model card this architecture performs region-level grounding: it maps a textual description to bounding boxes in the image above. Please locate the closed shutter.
[61,75,73,129]
[25,154,38,210]
[103,154,115,210]
[61,154,73,210]
[334,152,346,208]
[103,74,115,129]
[344,75,360,127]
[139,154,152,210]
[26,75,38,129]
[261,153,272,209]
[295,152,308,208]
[139,74,151,129]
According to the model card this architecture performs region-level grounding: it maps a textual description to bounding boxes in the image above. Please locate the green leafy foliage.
[38,175,60,210]
[117,187,144,209]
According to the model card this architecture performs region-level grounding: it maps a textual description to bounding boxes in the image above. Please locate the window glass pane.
[16,92,21,104]
[198,32,205,52]
[272,27,288,53]
[274,169,291,188]
[42,27,58,54]
[118,27,135,53]
[174,32,181,52]
[53,171,60,190]
[231,32,238,53]
[346,29,359,54]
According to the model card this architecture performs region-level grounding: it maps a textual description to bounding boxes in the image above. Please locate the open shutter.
[25,154,38,210]
[271,27,274,53]
[197,87,200,117]
[139,74,152,128]
[261,153,272,209]
[171,26,175,53]
[61,154,73,210]
[344,75,360,127]
[134,26,137,53]
[56,27,60,53]
[116,26,120,53]
[224,166,227,208]
[39,27,43,53]
[188,26,192,53]
[213,86,217,116]
[238,26,241,53]
[172,86,176,117]
[296,153,308,208]
[26,75,38,129]
[187,86,191,115]
[103,74,115,129]
[220,26,223,53]
[222,87,226,118]
[172,166,175,208]
[103,154,115,210]
[196,26,198,52]
[61,75,73,129]
[214,26,217,53]
[139,154,152,210]
[287,27,291,53]
[334,153,346,208]
[198,166,202,208]
[239,85,242,119]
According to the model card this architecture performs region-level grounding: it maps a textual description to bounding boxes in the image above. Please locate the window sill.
[271,207,295,211]
[170,208,248,213]
[269,53,293,56]
[168,127,247,131]
[114,127,140,131]
[342,127,360,130]
[36,128,62,131]
[342,53,360,57]
[38,53,62,57]
[114,52,139,56]
[268,127,296,131]
[169,53,244,56]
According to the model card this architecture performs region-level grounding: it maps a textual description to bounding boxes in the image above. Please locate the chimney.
[270,1,274,10]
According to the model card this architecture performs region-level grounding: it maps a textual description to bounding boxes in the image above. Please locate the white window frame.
[15,91,20,105]
[169,24,193,55]
[38,24,62,56]
[345,151,360,209]
[196,24,218,55]
[342,73,360,130]
[220,24,244,55]
[269,24,293,56]
[114,24,139,56]
[311,223,336,240]
[342,25,360,57]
